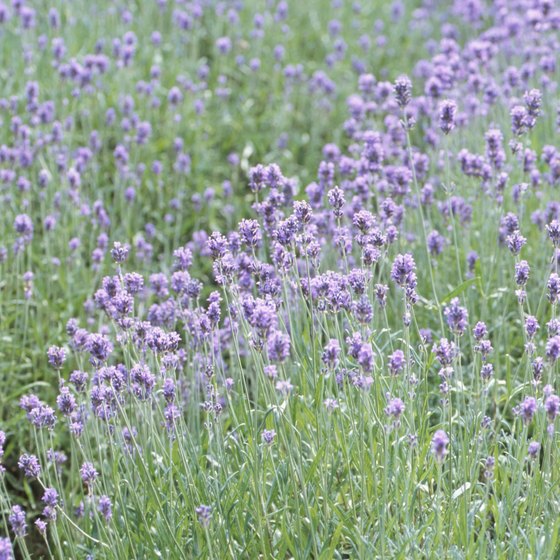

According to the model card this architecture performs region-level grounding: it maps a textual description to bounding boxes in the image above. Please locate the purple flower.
[327,186,345,218]
[249,300,277,335]
[18,454,41,478]
[485,129,505,169]
[267,331,291,363]
[70,370,89,393]
[27,404,57,430]
[56,386,76,416]
[354,296,373,324]
[388,349,406,375]
[41,488,58,521]
[130,363,156,400]
[385,397,405,420]
[393,75,412,107]
[216,36,232,54]
[275,380,293,396]
[516,396,537,424]
[525,316,539,339]
[238,219,262,248]
[443,298,468,335]
[80,462,98,490]
[14,214,33,238]
[375,284,388,307]
[47,346,66,369]
[207,232,228,259]
[261,429,276,444]
[506,231,526,255]
[98,496,112,521]
[467,251,478,276]
[110,242,130,263]
[511,105,528,136]
[548,273,560,304]
[293,201,312,225]
[124,272,144,295]
[546,220,560,247]
[86,333,113,362]
[484,456,496,479]
[546,335,560,362]
[322,339,341,369]
[480,363,494,380]
[35,519,47,536]
[548,319,560,337]
[533,357,545,381]
[264,365,278,379]
[195,505,212,527]
[390,253,416,287]
[524,89,542,122]
[439,100,457,134]
[248,164,267,193]
[357,343,374,373]
[515,260,530,286]
[420,328,432,345]
[431,430,449,461]
[427,230,446,256]
[527,441,540,459]
[473,322,488,340]
[475,339,493,360]
[9,506,27,537]
[42,488,58,508]
[0,537,13,559]
[545,395,560,423]
[433,338,457,366]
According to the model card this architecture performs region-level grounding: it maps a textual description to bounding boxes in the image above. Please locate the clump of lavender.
[0,0,558,558]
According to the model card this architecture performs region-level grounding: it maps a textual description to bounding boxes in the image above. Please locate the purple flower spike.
[431,430,449,461]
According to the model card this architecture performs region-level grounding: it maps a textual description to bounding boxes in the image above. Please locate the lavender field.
[0,0,559,558]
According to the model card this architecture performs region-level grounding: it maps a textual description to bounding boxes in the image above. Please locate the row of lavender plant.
[1,0,560,558]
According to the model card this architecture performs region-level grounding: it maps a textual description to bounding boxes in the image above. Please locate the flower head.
[18,454,41,478]
[393,75,412,107]
[431,430,449,461]
[80,462,98,491]
[439,100,457,134]
[261,429,276,444]
[9,506,27,537]
[195,505,212,527]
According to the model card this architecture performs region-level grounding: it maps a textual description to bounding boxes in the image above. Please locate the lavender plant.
[1,0,560,558]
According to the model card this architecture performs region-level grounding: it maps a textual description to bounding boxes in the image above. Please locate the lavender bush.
[1,0,560,558]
